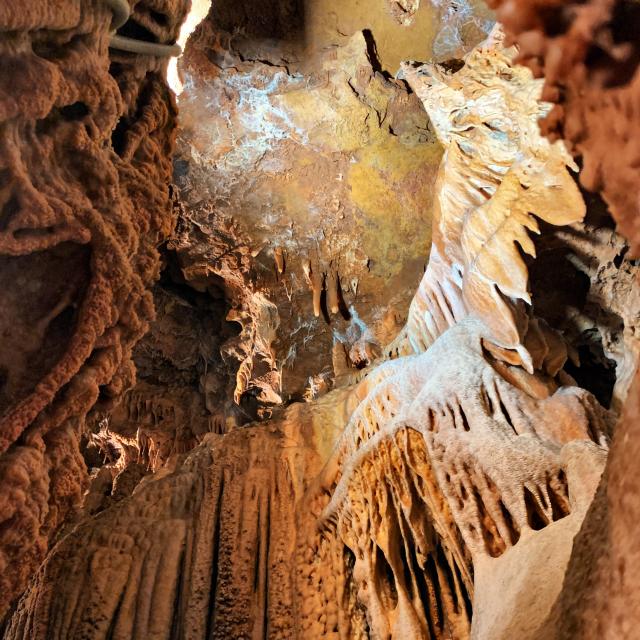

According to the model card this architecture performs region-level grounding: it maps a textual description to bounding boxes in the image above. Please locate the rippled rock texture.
[0,0,188,618]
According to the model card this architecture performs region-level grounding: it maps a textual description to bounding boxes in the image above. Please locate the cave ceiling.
[170,0,493,416]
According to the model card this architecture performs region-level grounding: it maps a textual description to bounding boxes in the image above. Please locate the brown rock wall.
[4,31,627,640]
[489,0,640,254]
[0,0,188,617]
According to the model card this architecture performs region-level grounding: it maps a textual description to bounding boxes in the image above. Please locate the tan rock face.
[6,29,637,640]
[0,0,188,618]
[172,19,445,411]
[165,0,496,417]
[486,1,640,637]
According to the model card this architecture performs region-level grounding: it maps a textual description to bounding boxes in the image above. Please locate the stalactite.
[312,267,324,319]
[274,246,285,275]
[327,269,340,316]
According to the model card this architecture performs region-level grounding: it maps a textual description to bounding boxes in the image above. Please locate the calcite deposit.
[1,0,640,638]
[395,30,586,366]
[0,0,188,618]
[3,22,638,639]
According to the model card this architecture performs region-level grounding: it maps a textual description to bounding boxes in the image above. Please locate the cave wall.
[1,0,639,637]
[5,29,636,640]
[0,0,188,619]
[486,0,640,637]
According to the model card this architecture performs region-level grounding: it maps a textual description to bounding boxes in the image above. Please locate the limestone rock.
[4,31,624,640]
[0,0,188,617]
[394,30,584,373]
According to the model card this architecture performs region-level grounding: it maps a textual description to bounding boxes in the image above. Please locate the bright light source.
[167,0,212,96]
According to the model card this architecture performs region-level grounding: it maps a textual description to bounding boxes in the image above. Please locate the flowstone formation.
[294,31,615,640]
[0,0,188,619]
[169,0,495,418]
[6,29,636,640]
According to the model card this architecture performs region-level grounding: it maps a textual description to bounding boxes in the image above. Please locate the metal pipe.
[109,34,182,57]
[102,0,130,30]
[101,0,182,58]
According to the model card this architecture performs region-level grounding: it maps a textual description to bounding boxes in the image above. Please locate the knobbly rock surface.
[0,0,188,618]
[1,1,639,638]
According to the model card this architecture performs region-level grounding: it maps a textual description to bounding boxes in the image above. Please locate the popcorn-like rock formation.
[0,0,188,618]
[5,30,630,640]
[489,0,640,254]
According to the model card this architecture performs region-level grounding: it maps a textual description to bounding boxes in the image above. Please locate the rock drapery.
[293,33,614,639]
[4,25,637,639]
[0,0,188,618]
[393,29,585,368]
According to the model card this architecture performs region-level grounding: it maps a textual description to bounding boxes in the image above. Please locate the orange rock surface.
[0,0,188,616]
[1,2,639,638]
